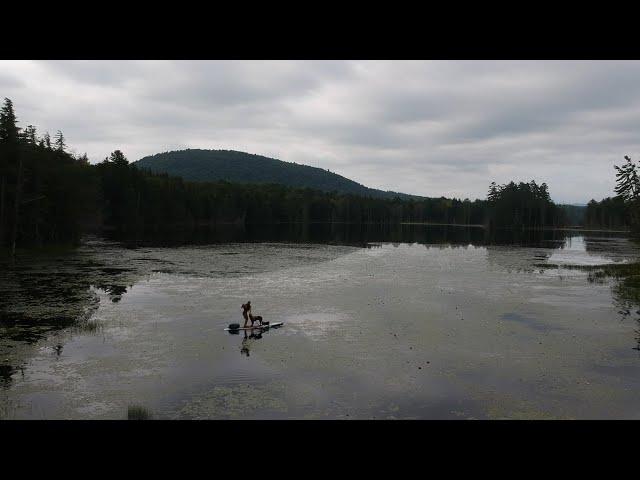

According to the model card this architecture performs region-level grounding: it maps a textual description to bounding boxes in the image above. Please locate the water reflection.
[531,234,640,352]
[0,227,629,351]
[94,284,128,303]
[104,222,600,249]
[486,246,553,274]
[234,323,286,357]
[240,330,263,357]
[594,266,640,352]
[2,223,640,410]
[549,236,633,266]
[0,365,14,386]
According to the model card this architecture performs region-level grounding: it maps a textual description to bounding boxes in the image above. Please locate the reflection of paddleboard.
[225,322,284,332]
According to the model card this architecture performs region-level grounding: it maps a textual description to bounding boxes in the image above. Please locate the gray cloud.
[0,73,23,90]
[2,60,639,203]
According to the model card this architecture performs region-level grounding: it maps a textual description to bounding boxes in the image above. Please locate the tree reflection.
[582,262,640,352]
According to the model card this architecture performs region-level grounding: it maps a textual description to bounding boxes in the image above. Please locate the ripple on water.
[283,311,352,341]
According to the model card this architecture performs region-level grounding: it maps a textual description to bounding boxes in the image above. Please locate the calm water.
[1,225,640,419]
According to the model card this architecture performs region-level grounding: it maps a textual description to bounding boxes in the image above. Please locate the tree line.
[583,155,640,232]
[485,180,566,229]
[0,98,99,255]
[1,98,572,255]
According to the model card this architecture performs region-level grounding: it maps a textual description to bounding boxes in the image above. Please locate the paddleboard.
[225,322,283,331]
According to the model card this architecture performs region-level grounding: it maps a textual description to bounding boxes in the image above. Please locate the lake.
[1,224,640,419]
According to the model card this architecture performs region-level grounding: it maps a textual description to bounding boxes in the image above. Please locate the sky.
[2,60,639,204]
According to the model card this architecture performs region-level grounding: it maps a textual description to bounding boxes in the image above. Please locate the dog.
[249,314,268,327]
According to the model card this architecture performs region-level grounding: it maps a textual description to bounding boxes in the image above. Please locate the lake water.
[1,225,640,419]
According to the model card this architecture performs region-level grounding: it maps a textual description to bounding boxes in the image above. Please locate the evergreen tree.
[0,98,20,143]
[612,156,640,232]
[614,156,640,202]
[487,182,499,202]
[539,183,550,202]
[485,180,561,229]
[23,125,37,144]
[44,132,51,149]
[54,130,66,152]
[108,150,129,166]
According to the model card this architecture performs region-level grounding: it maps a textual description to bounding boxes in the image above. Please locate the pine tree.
[0,98,22,253]
[0,98,20,144]
[54,130,66,152]
[44,132,51,149]
[614,156,639,202]
[109,150,129,166]
[21,125,37,144]
[613,155,640,233]
[539,183,550,201]
[487,182,499,202]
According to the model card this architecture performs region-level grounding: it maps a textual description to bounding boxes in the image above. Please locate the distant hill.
[134,149,422,200]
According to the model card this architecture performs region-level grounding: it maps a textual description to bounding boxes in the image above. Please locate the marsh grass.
[551,261,640,350]
[534,261,640,285]
[74,319,103,334]
[127,405,152,420]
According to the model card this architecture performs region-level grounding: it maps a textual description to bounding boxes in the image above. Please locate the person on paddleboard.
[241,301,252,328]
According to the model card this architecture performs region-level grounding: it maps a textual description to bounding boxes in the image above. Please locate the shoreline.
[399,222,631,234]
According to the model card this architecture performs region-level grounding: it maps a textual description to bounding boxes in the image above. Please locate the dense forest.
[485,180,567,229]
[0,98,584,255]
[0,99,99,254]
[135,149,422,200]
[584,197,628,230]
[581,156,640,232]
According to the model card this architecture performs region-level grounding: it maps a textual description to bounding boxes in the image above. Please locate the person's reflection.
[240,330,263,357]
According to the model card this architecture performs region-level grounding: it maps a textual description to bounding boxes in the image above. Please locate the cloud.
[1,60,639,203]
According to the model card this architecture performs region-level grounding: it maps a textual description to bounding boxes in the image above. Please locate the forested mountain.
[134,149,421,200]
[0,98,591,256]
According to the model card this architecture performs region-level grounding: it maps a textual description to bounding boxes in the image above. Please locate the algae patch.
[177,383,289,419]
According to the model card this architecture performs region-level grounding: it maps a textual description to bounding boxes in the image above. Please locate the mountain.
[134,149,422,200]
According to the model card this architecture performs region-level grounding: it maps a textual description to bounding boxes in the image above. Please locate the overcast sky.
[2,60,639,203]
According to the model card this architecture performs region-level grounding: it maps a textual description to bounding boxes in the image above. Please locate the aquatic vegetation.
[177,384,288,419]
[3,232,640,419]
[532,260,640,350]
[127,405,152,420]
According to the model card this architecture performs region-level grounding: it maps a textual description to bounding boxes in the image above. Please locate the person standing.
[241,301,252,328]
